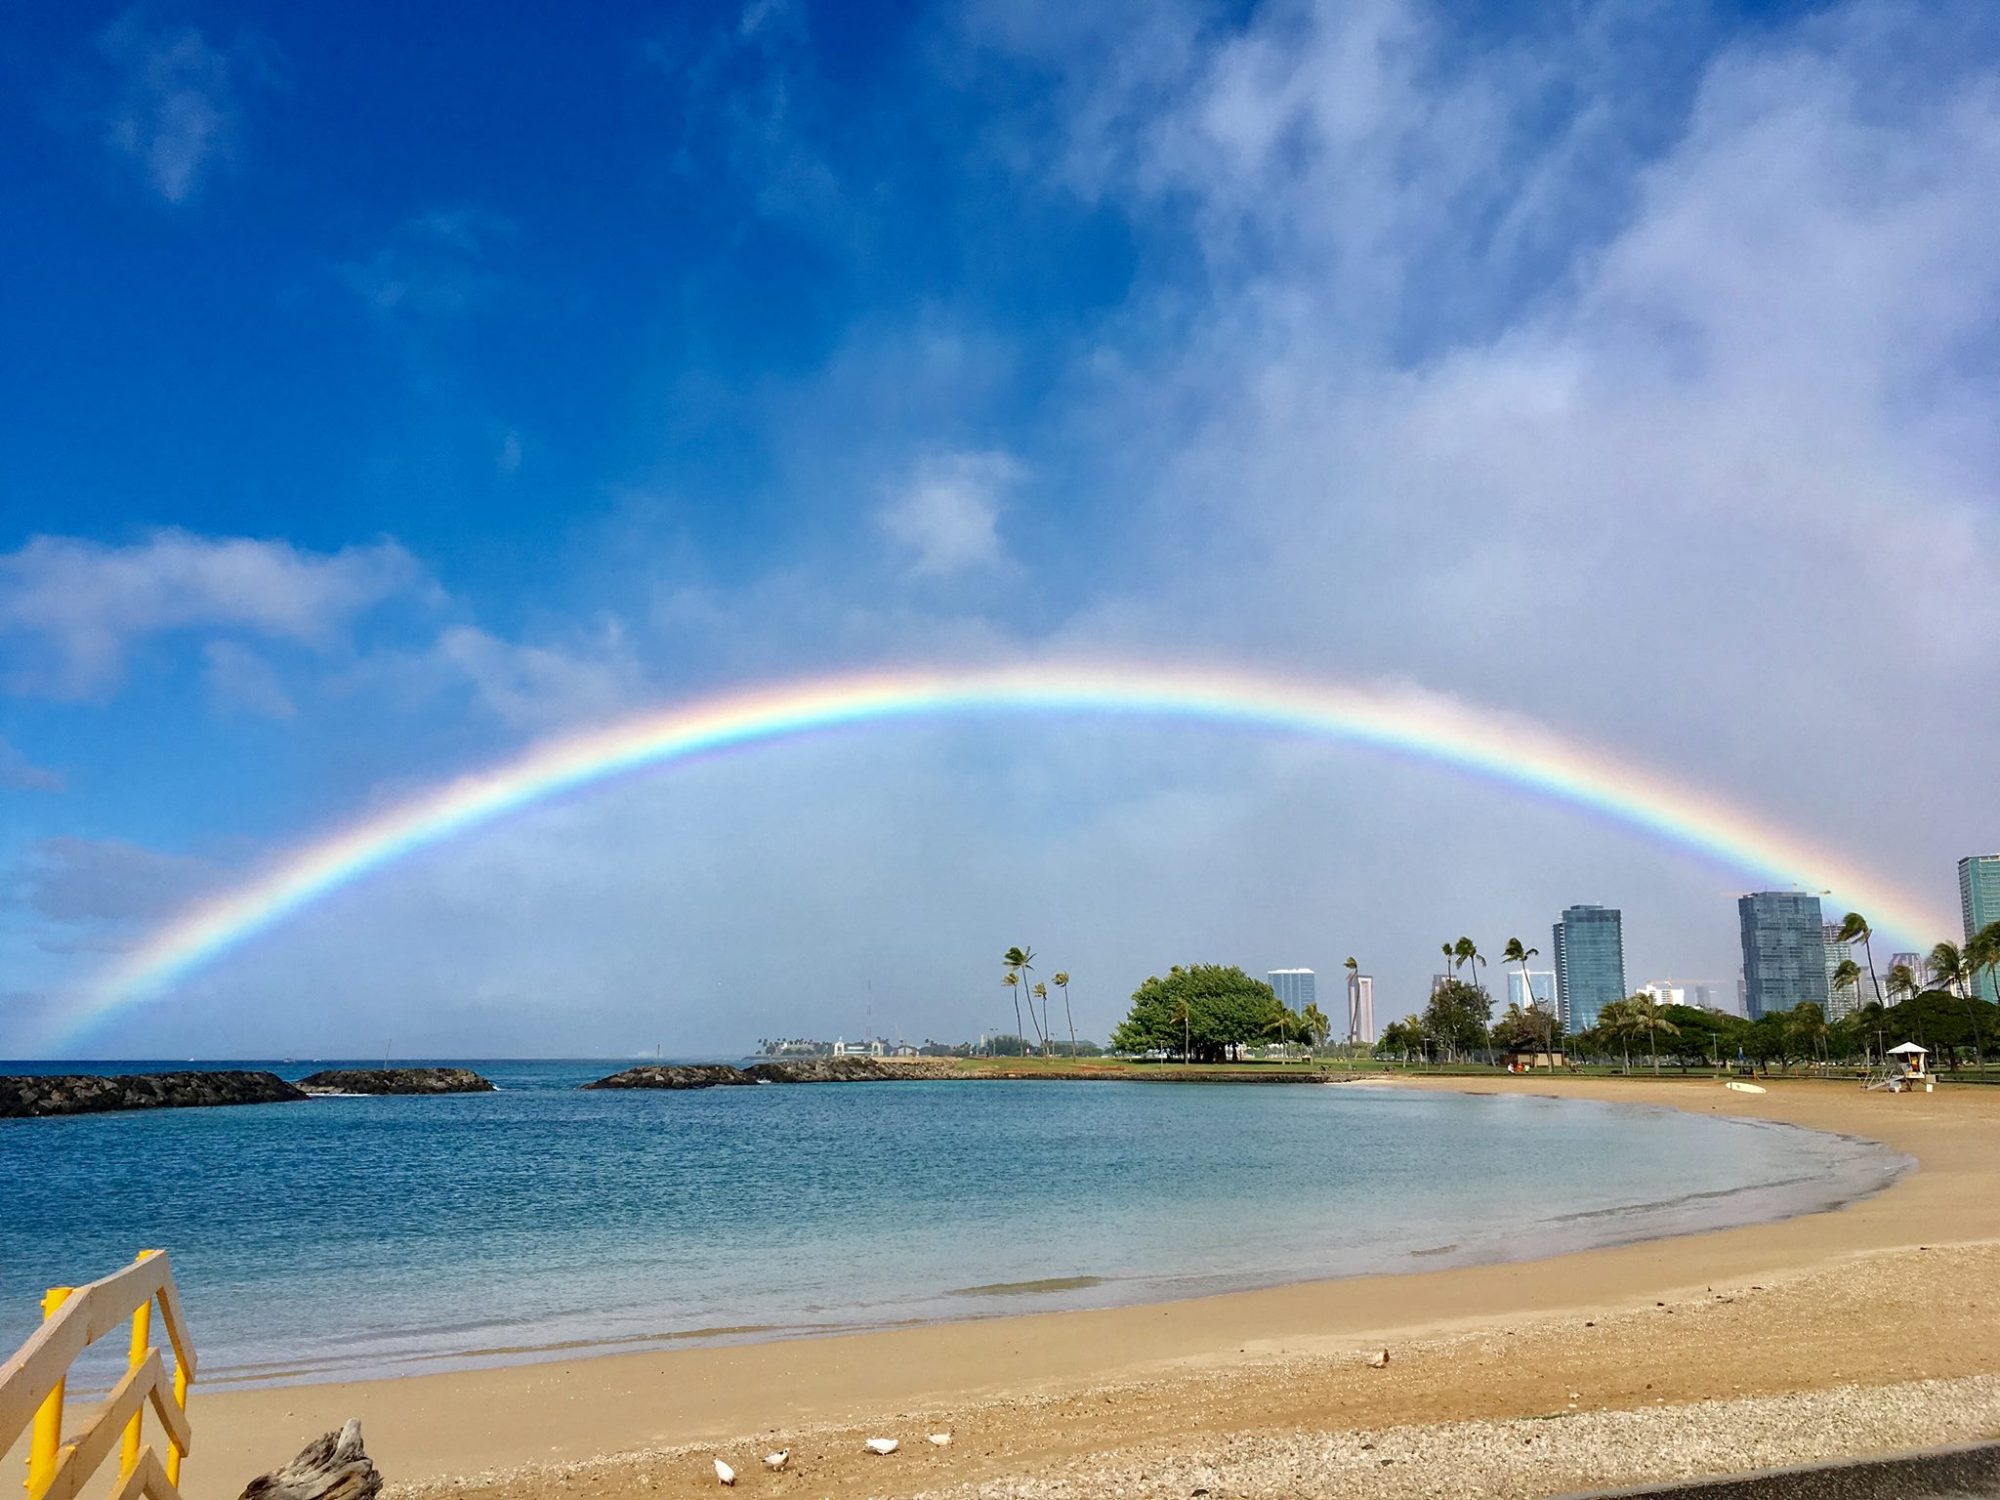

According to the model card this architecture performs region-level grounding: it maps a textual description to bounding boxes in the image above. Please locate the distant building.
[1268,969,1317,1011]
[1346,970,1376,1045]
[1961,856,2000,1002]
[1684,981,1733,1014]
[1506,970,1556,1011]
[1738,893,1829,1020]
[1823,923,1858,1020]
[1553,905,1626,1033]
[1430,973,1453,996]
[832,1036,886,1058]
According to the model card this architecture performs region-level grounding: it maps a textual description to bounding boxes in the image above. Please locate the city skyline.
[2,0,1994,1058]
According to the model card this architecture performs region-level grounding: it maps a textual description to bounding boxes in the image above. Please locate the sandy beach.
[156,1077,2000,1497]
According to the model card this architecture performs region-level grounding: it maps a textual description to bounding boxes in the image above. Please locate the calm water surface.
[0,1060,1907,1387]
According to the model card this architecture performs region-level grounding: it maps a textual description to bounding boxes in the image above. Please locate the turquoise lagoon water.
[0,1061,1906,1389]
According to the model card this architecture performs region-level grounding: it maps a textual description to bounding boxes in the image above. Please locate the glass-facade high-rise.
[1506,970,1556,1011]
[1738,892,1829,1019]
[1267,969,1317,1011]
[1552,905,1625,1032]
[1961,856,2000,1003]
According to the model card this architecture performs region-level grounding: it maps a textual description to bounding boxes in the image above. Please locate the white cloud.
[98,13,274,203]
[14,836,219,928]
[341,208,514,317]
[202,640,296,719]
[876,451,1018,577]
[0,737,64,792]
[0,530,428,699]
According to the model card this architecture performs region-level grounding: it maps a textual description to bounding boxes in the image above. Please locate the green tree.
[1002,970,1025,1047]
[1300,1002,1332,1055]
[1596,997,1638,1071]
[1422,978,1491,1061]
[1376,1015,1424,1063]
[1788,1001,1829,1067]
[1052,971,1077,1057]
[1970,922,2000,1065]
[1928,941,1987,1069]
[1033,982,1052,1057]
[1111,964,1284,1064]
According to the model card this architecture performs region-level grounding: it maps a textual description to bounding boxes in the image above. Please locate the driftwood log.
[239,1420,381,1500]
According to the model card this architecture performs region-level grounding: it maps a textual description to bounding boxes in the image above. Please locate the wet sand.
[167,1076,2000,1497]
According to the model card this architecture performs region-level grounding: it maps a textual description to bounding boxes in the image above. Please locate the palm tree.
[1301,1002,1331,1059]
[1886,962,1918,1003]
[1170,995,1194,1063]
[1928,940,1986,1070]
[1455,937,1486,993]
[1835,912,1881,1011]
[1344,956,1359,1045]
[1004,946,1043,1049]
[1830,958,1862,1024]
[1501,936,1539,1023]
[1597,997,1635,1072]
[1032,982,1051,1057]
[1052,971,1077,1058]
[1001,971,1024,1052]
[1927,940,1969,997]
[1264,1005,1295,1061]
[1441,942,1457,979]
[1966,922,2000,1069]
[1624,992,1680,1074]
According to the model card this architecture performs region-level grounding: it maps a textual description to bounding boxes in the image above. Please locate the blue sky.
[2,0,1996,1056]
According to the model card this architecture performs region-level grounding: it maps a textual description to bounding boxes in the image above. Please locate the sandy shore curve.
[150,1076,2000,1497]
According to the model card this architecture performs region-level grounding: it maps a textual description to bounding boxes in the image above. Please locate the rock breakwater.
[298,1068,496,1095]
[0,1071,307,1118]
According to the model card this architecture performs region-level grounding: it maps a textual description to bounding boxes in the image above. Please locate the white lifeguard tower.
[1865,1041,1932,1093]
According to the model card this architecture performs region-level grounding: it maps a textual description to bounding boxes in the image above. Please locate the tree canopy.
[1111,964,1283,1062]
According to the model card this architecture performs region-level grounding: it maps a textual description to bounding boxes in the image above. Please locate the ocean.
[0,1061,1906,1389]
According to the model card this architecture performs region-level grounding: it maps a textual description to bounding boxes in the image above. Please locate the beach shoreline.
[119,1076,2000,1497]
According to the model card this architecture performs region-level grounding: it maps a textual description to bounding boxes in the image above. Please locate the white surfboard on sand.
[1724,1079,1766,1094]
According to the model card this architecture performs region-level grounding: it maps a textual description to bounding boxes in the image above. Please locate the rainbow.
[67,660,1949,1044]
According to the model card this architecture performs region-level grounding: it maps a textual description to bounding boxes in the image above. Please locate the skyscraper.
[1552,905,1625,1033]
[1267,969,1317,1011]
[1822,923,1858,1020]
[1738,892,1829,1020]
[1346,970,1376,1045]
[1961,856,2000,1002]
[1506,969,1556,1011]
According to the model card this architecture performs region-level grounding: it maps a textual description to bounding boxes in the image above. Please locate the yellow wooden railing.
[0,1252,195,1500]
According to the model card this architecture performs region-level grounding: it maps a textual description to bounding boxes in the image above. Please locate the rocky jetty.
[297,1067,495,1095]
[584,1057,952,1090]
[583,1064,758,1091]
[0,1070,307,1119]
